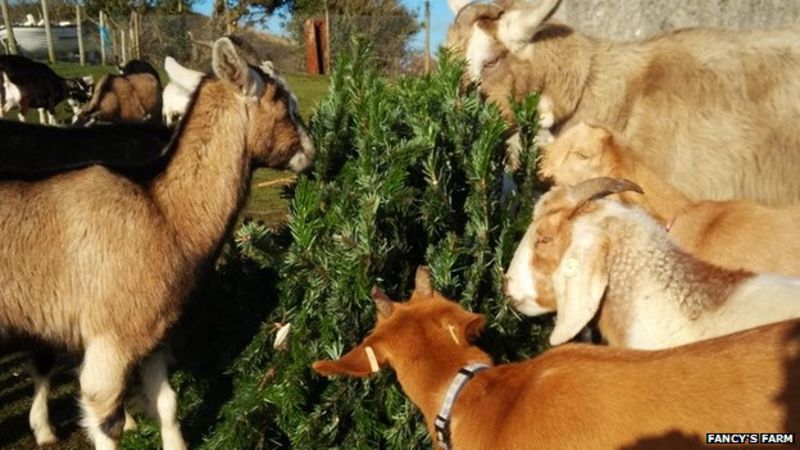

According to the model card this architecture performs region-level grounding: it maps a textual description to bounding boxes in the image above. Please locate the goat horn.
[567,177,643,218]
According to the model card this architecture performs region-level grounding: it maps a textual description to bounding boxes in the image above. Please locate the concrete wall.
[552,0,800,41]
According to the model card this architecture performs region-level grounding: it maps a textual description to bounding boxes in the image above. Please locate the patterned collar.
[434,362,490,450]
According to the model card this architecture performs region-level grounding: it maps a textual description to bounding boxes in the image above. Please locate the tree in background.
[82,0,197,18]
[213,0,287,26]
[287,0,418,73]
[198,41,548,449]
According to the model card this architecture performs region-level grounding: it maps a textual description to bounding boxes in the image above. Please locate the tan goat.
[0,37,314,450]
[77,72,162,125]
[446,0,800,205]
[315,267,800,449]
[503,178,800,349]
[538,121,800,277]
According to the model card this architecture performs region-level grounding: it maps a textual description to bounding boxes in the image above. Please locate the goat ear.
[498,0,561,48]
[212,37,262,97]
[464,313,486,341]
[372,286,394,319]
[549,233,608,346]
[414,266,434,297]
[312,342,385,378]
[165,56,204,92]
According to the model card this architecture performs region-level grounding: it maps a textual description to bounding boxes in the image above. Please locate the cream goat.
[538,121,800,277]
[503,178,800,349]
[446,0,800,205]
[315,267,800,449]
[0,38,314,449]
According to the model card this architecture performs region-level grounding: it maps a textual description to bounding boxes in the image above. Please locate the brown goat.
[538,121,800,277]
[78,72,162,125]
[0,37,314,450]
[314,267,800,449]
[446,0,800,205]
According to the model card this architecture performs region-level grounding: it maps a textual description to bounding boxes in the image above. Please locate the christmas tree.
[200,42,549,449]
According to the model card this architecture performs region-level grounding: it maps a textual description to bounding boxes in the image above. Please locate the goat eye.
[483,57,500,70]
[536,235,552,245]
[573,152,589,160]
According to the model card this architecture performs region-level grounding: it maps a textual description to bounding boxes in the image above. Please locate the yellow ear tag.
[563,258,580,278]
[364,346,379,373]
[447,324,460,345]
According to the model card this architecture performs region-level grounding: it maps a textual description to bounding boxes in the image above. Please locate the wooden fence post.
[323,0,330,73]
[110,22,117,64]
[120,27,126,63]
[76,4,85,65]
[0,0,17,54]
[99,10,107,65]
[40,0,55,63]
[135,11,141,59]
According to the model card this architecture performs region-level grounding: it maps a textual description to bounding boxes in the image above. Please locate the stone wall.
[552,0,800,41]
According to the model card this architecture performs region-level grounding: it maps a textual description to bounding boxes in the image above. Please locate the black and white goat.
[0,54,92,125]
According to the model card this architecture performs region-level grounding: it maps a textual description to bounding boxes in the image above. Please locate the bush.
[198,40,549,450]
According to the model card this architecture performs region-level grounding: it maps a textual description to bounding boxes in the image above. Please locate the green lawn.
[3,61,329,226]
[0,63,329,449]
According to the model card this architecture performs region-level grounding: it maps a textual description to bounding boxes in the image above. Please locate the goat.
[0,37,314,449]
[503,178,800,349]
[0,54,92,124]
[446,0,800,205]
[77,61,162,125]
[162,82,191,127]
[314,267,800,450]
[538,121,800,277]
[162,56,203,126]
[1,70,22,117]
[0,120,173,178]
[118,59,161,81]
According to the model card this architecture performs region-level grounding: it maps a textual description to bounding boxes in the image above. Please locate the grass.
[0,62,329,449]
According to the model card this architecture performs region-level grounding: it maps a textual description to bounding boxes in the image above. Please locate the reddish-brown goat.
[538,122,800,277]
[314,267,800,450]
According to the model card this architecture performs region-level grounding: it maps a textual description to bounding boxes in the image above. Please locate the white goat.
[162,56,203,126]
[162,82,191,126]
[503,178,800,349]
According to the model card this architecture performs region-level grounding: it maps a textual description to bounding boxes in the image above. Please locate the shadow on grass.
[164,230,291,448]
[0,370,84,449]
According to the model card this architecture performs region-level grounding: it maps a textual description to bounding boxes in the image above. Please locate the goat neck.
[151,78,252,260]
[607,138,694,225]
[392,336,492,438]
[598,212,750,348]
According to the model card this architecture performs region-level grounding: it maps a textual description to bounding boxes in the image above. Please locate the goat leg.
[27,349,59,446]
[139,348,187,450]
